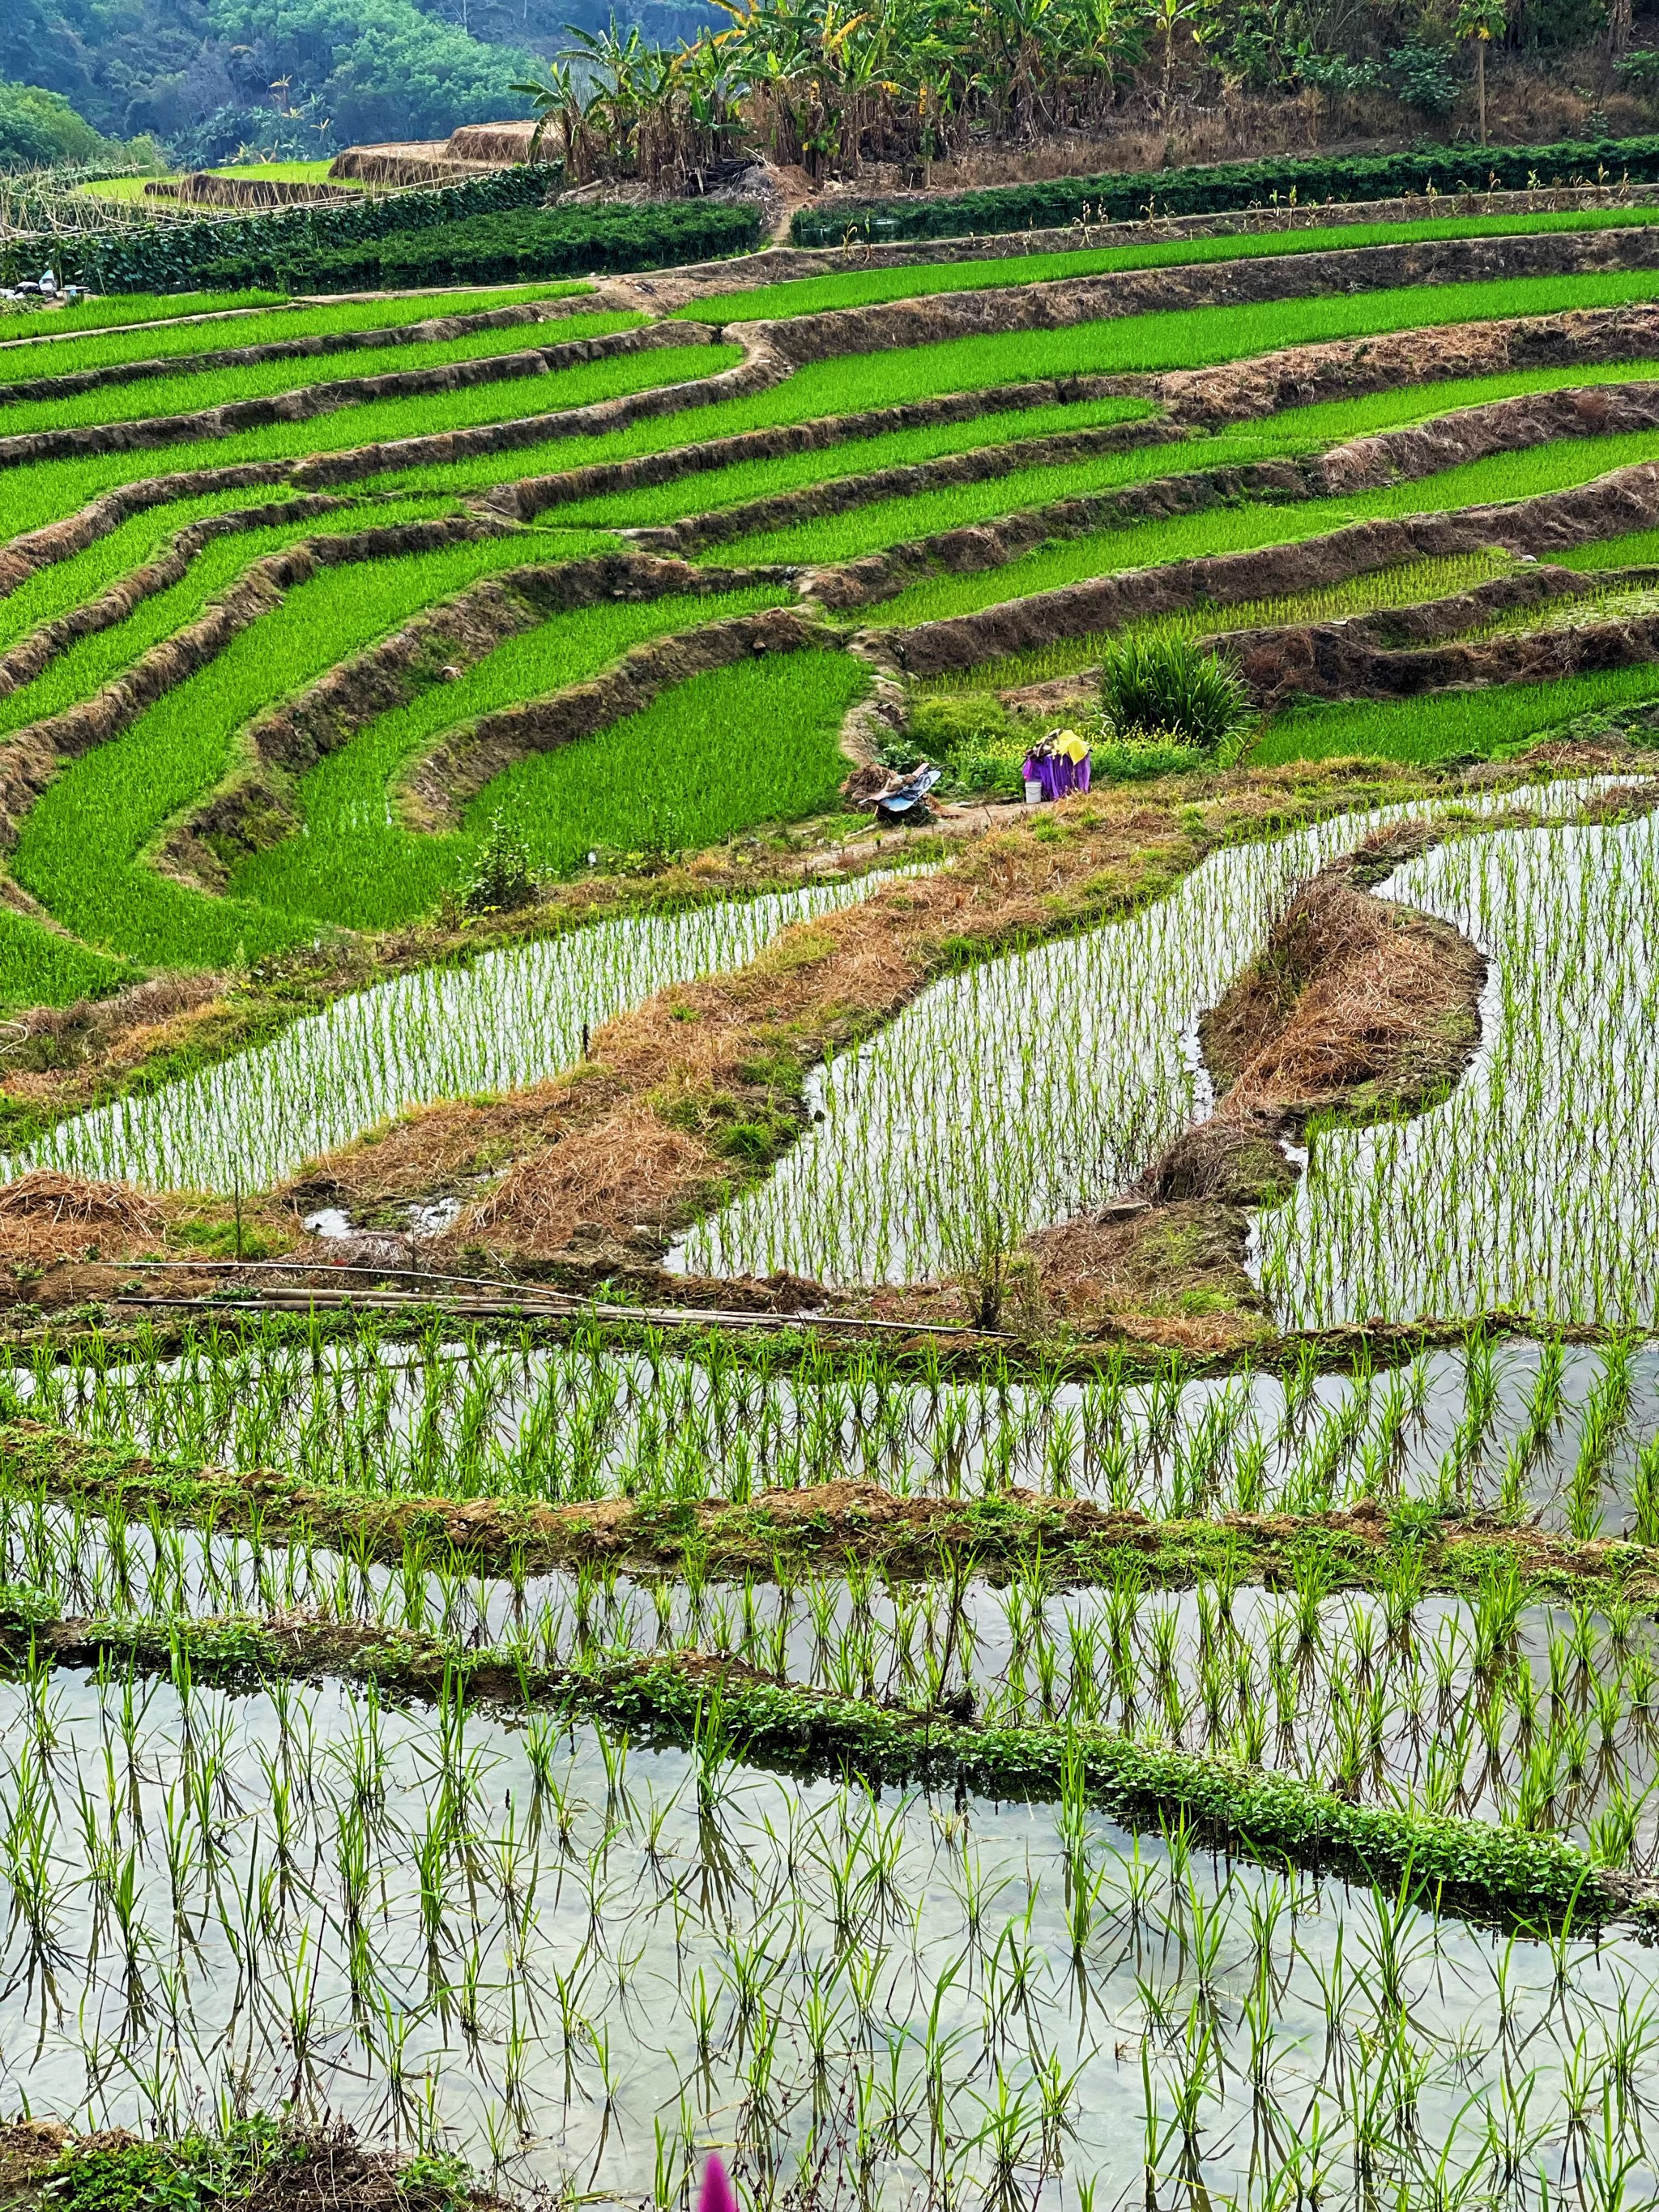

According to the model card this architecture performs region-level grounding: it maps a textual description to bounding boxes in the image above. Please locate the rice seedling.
[0,487,317,658]
[1254,664,1659,764]
[7,872,903,1194]
[727,411,1659,574]
[227,598,846,930]
[328,269,1659,514]
[0,287,287,340]
[672,779,1601,1287]
[1257,809,1659,1328]
[8,217,1659,2212]
[0,496,463,743]
[0,312,648,442]
[3,532,619,987]
[0,283,595,383]
[916,551,1524,695]
[0,343,739,544]
[669,207,1659,322]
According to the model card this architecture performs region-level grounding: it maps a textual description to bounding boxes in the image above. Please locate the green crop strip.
[0,1582,1625,1928]
[228,584,796,928]
[554,360,1659,541]
[543,396,1159,531]
[0,489,306,654]
[0,532,616,987]
[713,384,1659,569]
[1560,524,1659,568]
[918,552,1525,694]
[672,207,1659,323]
[0,498,463,741]
[470,649,868,871]
[0,289,285,344]
[360,267,1659,510]
[870,428,1659,626]
[0,910,130,1007]
[0,312,648,440]
[0,282,594,383]
[0,344,740,544]
[1254,663,1659,763]
[234,643,870,927]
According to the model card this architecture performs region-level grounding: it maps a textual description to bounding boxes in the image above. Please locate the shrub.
[459,809,536,916]
[906,693,1029,797]
[17,167,758,295]
[1091,732,1212,780]
[1097,632,1252,754]
[302,200,762,288]
[794,130,1659,243]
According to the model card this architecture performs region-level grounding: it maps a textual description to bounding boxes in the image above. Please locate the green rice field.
[6,211,1659,2212]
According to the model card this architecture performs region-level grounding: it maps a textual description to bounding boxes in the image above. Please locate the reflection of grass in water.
[1259,812,1659,1334]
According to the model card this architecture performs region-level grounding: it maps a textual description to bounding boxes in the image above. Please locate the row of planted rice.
[7,196,1659,2212]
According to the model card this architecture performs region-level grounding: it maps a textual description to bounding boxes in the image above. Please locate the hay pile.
[0,1170,161,1265]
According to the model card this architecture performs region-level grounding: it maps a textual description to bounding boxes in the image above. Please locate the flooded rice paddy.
[0,875,902,1198]
[672,783,1623,1298]
[1258,809,1659,1330]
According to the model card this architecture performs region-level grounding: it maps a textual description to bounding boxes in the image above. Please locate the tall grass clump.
[1097,632,1252,756]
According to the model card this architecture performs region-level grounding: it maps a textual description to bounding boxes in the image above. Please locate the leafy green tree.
[208,0,533,141]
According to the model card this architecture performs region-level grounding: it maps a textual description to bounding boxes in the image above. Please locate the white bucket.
[1022,779,1043,805]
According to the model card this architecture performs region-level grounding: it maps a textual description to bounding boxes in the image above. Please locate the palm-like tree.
[1455,0,1508,146]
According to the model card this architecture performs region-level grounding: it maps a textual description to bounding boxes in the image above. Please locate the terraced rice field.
[10,203,1659,2212]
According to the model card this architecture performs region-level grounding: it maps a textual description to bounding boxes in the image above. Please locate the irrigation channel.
[19,209,1659,2211]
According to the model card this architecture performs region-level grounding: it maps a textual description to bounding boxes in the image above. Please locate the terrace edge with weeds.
[228,754,1659,1303]
[11,1414,1659,1610]
[0,1580,1638,1934]
[0,2115,501,2212]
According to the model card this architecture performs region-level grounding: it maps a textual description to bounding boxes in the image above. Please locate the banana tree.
[1455,0,1507,144]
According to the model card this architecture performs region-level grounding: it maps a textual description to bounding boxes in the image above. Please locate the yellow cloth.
[1051,728,1091,762]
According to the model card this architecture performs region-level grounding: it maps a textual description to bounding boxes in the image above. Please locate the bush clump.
[1097,632,1252,755]
[797,130,1659,242]
[459,810,537,916]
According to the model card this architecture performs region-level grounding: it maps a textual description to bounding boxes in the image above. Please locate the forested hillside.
[0,0,718,166]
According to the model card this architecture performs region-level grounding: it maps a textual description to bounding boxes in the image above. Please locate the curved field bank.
[622,185,1659,307]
